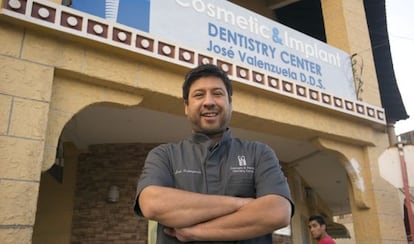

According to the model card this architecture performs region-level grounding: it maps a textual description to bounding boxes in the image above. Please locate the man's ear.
[184,100,188,115]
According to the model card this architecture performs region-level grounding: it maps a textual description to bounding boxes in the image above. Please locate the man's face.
[308,220,325,240]
[184,76,232,137]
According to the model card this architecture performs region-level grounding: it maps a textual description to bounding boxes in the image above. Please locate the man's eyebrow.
[191,87,224,92]
[211,87,226,92]
[190,88,205,93]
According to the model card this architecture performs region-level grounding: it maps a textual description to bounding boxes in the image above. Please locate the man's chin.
[199,127,225,136]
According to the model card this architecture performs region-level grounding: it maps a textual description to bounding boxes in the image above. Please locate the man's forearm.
[138,185,252,228]
[170,194,292,242]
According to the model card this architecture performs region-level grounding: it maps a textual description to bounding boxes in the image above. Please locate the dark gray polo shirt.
[134,129,293,243]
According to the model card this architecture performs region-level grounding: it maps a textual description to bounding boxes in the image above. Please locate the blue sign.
[71,0,356,100]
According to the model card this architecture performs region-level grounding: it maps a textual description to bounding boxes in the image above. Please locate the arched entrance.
[32,102,355,243]
[32,103,192,243]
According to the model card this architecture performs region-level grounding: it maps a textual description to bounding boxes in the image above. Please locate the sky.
[386,0,414,135]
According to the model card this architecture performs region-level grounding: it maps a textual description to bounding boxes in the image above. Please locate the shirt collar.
[190,128,232,145]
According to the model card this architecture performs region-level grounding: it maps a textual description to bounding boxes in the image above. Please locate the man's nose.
[203,93,216,107]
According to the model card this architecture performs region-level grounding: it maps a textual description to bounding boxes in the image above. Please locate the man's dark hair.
[309,215,327,226]
[182,64,232,103]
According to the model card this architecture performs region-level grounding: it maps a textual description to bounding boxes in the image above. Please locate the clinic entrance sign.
[70,0,357,100]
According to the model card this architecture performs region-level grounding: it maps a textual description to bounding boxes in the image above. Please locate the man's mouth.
[201,112,218,117]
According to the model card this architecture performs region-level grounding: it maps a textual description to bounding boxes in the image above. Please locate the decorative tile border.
[1,0,386,125]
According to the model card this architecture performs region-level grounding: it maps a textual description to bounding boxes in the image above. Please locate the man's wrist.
[238,197,253,208]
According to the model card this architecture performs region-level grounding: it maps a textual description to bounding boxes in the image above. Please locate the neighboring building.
[400,130,414,145]
[398,130,414,243]
[0,0,410,243]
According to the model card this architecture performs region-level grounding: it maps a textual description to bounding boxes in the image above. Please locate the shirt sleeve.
[133,144,174,216]
[254,142,295,215]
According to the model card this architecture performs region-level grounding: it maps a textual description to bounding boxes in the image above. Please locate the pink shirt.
[318,235,336,244]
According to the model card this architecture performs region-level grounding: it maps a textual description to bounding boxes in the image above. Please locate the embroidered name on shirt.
[174,169,202,175]
[230,166,254,173]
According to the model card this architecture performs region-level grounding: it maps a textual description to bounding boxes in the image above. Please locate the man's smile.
[201,112,218,117]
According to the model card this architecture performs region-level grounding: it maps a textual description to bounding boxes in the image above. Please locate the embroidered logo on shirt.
[238,155,247,166]
[230,155,254,174]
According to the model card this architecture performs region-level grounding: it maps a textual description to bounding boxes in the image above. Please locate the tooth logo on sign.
[70,0,150,32]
